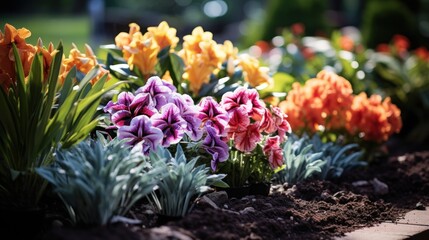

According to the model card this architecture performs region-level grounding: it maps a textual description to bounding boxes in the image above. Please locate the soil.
[7,137,429,240]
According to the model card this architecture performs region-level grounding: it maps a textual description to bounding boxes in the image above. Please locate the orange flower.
[340,35,354,52]
[0,23,36,90]
[238,54,272,88]
[147,21,179,50]
[60,44,109,85]
[0,23,31,47]
[279,70,353,134]
[35,38,57,82]
[381,97,402,138]
[278,82,317,133]
[346,93,402,142]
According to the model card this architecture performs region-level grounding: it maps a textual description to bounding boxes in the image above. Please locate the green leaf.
[0,89,18,147]
[58,67,76,105]
[109,64,135,79]
[156,47,185,93]
[168,53,185,86]
[26,53,45,159]
[12,44,29,141]
[259,72,295,98]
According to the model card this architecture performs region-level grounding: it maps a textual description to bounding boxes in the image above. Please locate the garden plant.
[0,19,428,240]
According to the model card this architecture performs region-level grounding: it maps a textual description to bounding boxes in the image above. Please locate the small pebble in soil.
[415,201,426,210]
[240,207,256,214]
[371,178,389,195]
[352,180,369,187]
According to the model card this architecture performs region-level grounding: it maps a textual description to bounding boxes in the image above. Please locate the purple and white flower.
[118,115,163,155]
[151,103,187,147]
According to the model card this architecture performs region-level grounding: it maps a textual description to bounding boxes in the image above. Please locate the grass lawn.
[2,15,93,54]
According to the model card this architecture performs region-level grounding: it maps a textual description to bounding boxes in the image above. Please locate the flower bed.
[0,21,428,240]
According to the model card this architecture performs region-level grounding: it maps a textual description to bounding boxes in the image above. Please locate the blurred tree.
[257,0,330,42]
[361,0,421,49]
[0,0,88,14]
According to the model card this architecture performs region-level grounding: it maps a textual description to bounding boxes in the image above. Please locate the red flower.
[227,105,250,138]
[263,136,283,170]
[393,34,409,53]
[376,44,390,53]
[415,47,429,61]
[291,23,305,36]
[233,123,262,153]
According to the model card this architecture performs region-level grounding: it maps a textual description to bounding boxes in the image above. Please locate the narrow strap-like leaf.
[11,44,28,123]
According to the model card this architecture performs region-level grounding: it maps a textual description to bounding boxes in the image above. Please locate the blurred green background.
[2,16,90,53]
[1,0,429,52]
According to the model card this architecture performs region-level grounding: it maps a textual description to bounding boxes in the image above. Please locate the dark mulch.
[5,139,429,240]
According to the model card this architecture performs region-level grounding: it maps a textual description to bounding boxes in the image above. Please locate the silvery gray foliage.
[273,138,325,185]
[147,144,227,217]
[290,133,367,180]
[36,133,163,226]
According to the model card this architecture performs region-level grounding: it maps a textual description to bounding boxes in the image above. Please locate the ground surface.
[19,139,429,240]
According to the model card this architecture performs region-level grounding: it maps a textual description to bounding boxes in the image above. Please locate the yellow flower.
[115,23,141,60]
[125,32,160,77]
[181,51,213,94]
[264,96,280,107]
[147,21,179,50]
[115,22,140,49]
[199,41,226,68]
[238,54,272,88]
[181,26,225,66]
[179,27,228,95]
[182,26,214,53]
[221,40,239,76]
[222,40,238,60]
[161,70,173,84]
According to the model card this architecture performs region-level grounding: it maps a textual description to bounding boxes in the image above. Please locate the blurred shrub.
[361,0,420,49]
[254,0,329,45]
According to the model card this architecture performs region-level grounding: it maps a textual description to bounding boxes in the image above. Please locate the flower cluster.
[104,76,229,170]
[220,87,291,170]
[0,23,55,90]
[376,34,410,60]
[104,75,291,185]
[111,21,272,96]
[278,70,402,143]
[0,24,108,91]
[0,23,121,212]
[59,43,110,84]
[346,92,402,142]
[279,70,353,134]
[104,76,202,151]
